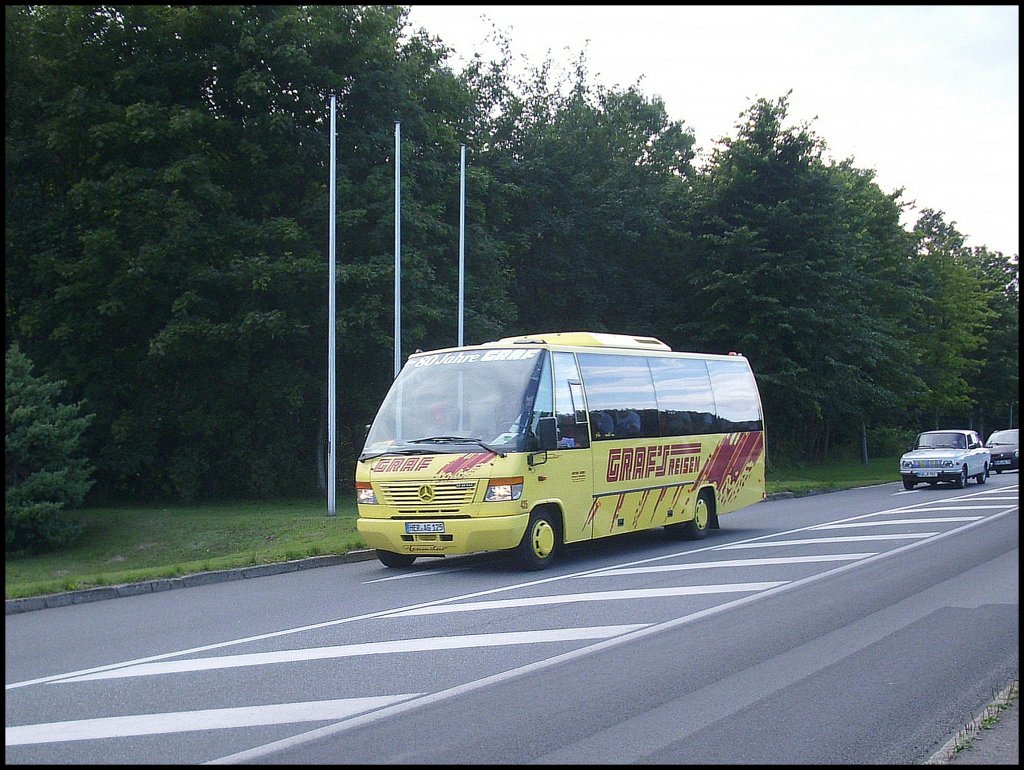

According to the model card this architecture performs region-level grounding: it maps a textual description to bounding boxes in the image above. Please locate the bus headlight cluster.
[355,482,378,505]
[484,477,524,502]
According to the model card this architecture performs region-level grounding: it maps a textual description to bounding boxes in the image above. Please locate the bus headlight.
[484,477,524,502]
[355,482,378,505]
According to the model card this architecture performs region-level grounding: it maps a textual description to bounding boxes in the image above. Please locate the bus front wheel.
[515,509,559,570]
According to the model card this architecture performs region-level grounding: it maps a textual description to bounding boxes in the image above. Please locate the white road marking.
[716,533,936,549]
[363,566,473,583]
[5,695,420,746]
[811,517,981,529]
[896,505,1014,511]
[209,508,1018,764]
[578,554,876,577]
[388,583,787,616]
[56,626,647,683]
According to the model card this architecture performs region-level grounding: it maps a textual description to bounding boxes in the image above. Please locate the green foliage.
[682,94,923,458]
[5,5,1018,503]
[906,209,1000,426]
[5,343,95,553]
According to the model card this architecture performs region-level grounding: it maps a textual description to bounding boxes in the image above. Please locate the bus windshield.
[361,348,546,459]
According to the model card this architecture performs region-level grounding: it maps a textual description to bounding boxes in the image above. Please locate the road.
[5,475,1019,764]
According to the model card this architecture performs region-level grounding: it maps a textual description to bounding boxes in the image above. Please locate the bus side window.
[577,353,659,440]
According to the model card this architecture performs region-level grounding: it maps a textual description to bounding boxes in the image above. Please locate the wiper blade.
[358,447,439,462]
[408,435,507,457]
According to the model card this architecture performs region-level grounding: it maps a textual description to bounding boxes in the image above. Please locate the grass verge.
[6,456,901,600]
[5,498,362,599]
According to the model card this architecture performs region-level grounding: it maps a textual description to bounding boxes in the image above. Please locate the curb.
[924,679,1019,764]
[5,549,378,615]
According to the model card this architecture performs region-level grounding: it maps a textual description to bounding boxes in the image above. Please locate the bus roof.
[489,331,672,350]
[405,332,750,361]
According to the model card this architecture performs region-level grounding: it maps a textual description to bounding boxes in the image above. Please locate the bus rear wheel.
[666,490,713,540]
[376,549,416,568]
[681,491,712,540]
[515,509,559,570]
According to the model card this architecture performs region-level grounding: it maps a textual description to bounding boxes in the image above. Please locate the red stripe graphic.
[693,432,764,505]
[583,498,601,532]
[439,452,497,477]
[632,489,652,527]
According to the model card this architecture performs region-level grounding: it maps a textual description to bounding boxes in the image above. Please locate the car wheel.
[902,478,916,490]
[376,549,416,568]
[954,467,967,489]
[995,469,1002,474]
[975,466,988,484]
[515,509,559,570]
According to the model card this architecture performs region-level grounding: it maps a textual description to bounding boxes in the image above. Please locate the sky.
[404,5,1019,258]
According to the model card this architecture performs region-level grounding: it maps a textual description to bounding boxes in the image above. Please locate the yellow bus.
[355,332,766,570]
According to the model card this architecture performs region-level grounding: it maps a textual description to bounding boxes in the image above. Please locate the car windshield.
[987,429,1018,445]
[916,432,966,449]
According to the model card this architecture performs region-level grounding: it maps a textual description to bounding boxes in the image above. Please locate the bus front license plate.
[406,521,445,534]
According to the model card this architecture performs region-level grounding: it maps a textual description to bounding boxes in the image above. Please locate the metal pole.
[458,144,466,347]
[327,95,337,516]
[394,121,401,378]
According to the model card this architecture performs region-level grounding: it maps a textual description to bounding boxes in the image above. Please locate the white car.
[899,429,990,490]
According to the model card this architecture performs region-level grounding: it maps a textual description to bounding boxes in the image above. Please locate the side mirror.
[537,417,558,451]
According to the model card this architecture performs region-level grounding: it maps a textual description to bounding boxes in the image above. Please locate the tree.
[5,5,489,501]
[465,49,696,340]
[961,246,1019,435]
[906,210,997,428]
[685,94,919,459]
[5,343,95,553]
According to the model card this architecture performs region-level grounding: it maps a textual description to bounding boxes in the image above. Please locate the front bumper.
[357,512,530,556]
[901,469,963,483]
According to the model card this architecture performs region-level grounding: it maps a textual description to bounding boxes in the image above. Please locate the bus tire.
[681,490,713,540]
[376,549,416,568]
[515,509,559,570]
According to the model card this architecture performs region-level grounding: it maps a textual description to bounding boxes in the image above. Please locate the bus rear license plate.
[406,522,445,534]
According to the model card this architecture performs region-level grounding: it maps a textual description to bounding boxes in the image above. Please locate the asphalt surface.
[5,487,1018,764]
[7,549,1018,764]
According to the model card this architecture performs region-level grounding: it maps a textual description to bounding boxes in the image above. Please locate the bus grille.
[379,480,478,515]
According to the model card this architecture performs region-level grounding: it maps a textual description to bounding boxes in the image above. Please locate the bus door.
[529,352,594,544]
